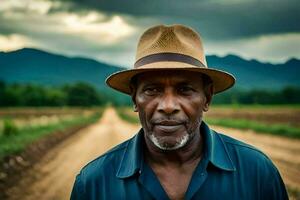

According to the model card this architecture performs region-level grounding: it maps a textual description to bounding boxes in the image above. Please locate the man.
[71,24,288,200]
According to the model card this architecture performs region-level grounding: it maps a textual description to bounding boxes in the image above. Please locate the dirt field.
[206,106,300,127]
[4,107,300,199]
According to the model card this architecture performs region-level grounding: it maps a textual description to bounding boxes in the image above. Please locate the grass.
[0,110,103,161]
[205,118,300,139]
[115,107,140,124]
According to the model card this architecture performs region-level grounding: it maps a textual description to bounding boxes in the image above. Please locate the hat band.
[134,53,206,68]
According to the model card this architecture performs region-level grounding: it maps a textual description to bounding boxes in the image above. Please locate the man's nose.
[157,90,180,115]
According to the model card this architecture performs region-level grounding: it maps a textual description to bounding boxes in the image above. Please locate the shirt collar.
[201,122,236,171]
[116,128,144,178]
[116,122,235,178]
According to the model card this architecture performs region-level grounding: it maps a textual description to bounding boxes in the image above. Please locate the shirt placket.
[138,161,170,200]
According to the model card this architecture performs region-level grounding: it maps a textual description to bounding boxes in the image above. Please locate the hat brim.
[106,61,235,95]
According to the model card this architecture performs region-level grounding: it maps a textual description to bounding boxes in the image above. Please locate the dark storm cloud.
[1,0,298,64]
[50,0,300,40]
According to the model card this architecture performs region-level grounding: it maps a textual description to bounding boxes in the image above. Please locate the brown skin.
[132,70,213,200]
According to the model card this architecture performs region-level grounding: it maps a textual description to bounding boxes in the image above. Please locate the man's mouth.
[155,124,183,132]
[153,120,184,133]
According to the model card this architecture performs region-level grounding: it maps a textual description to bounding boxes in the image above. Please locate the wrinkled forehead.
[133,70,205,86]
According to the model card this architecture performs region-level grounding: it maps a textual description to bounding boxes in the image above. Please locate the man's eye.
[178,86,194,94]
[144,87,159,95]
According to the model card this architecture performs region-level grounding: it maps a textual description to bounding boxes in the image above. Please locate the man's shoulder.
[218,132,264,155]
[216,131,275,169]
[78,135,135,182]
[209,130,288,199]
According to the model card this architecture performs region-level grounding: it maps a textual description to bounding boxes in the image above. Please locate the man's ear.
[131,96,138,112]
[133,104,138,112]
[203,102,210,112]
[131,90,138,112]
[130,78,138,112]
[203,84,213,112]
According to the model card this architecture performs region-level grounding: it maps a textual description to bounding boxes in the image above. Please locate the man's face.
[133,70,212,151]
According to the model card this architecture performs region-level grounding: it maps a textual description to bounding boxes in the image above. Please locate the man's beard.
[147,132,193,151]
[139,109,203,151]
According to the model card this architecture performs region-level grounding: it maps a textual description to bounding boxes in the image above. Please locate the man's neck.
[144,132,204,167]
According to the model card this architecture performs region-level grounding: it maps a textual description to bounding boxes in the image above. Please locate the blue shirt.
[71,122,288,200]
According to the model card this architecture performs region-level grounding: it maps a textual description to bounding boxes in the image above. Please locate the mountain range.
[0,48,299,91]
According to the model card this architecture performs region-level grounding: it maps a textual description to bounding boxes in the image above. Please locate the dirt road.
[5,108,300,199]
[5,108,140,200]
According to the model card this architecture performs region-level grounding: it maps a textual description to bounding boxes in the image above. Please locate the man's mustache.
[150,118,187,125]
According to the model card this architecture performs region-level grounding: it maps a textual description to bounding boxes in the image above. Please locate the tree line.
[213,87,300,104]
[0,81,299,106]
[0,81,112,107]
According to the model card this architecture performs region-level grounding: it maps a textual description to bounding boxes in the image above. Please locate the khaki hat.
[106,24,235,95]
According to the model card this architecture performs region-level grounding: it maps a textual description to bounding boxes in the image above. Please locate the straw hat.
[106,24,235,95]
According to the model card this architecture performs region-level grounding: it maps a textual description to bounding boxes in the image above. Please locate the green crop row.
[0,110,103,161]
[115,107,140,124]
[205,118,300,139]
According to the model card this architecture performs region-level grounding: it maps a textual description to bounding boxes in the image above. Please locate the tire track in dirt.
[5,108,140,200]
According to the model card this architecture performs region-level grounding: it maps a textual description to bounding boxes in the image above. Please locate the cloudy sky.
[0,0,299,67]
